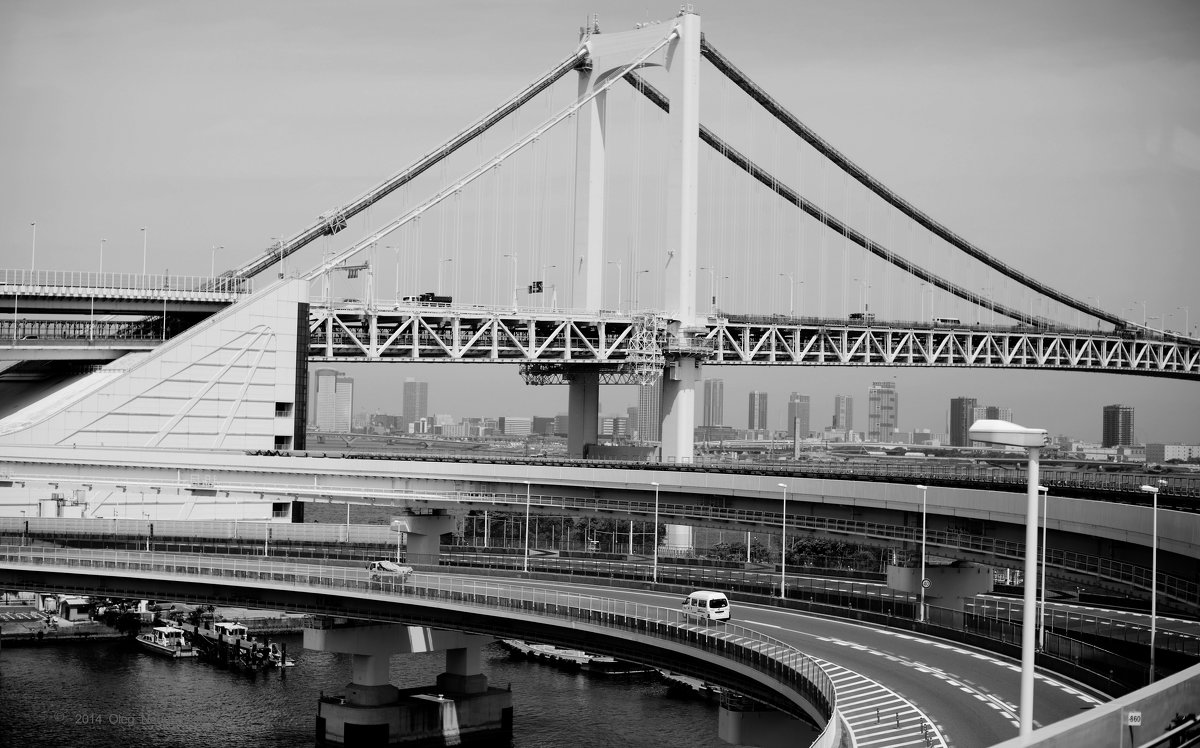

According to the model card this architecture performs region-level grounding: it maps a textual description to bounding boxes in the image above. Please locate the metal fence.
[0,543,837,733]
[0,269,251,295]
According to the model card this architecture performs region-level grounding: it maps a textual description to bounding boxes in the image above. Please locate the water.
[2,503,731,747]
[0,637,728,747]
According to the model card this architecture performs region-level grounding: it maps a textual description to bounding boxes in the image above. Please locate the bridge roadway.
[3,445,1198,614]
[0,545,1107,747]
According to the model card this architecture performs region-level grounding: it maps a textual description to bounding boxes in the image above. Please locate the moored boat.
[136,626,198,658]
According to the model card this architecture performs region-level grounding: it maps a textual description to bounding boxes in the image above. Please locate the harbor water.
[1,501,732,747]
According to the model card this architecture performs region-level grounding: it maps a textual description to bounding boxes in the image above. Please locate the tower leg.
[661,358,698,463]
[568,370,599,458]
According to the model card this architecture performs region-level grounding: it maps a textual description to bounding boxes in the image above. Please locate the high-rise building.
[498,416,532,436]
[1102,404,1135,447]
[949,396,977,446]
[402,378,428,428]
[787,393,810,440]
[637,376,662,442]
[553,413,569,436]
[314,368,353,432]
[703,378,724,427]
[832,395,853,432]
[867,382,898,442]
[748,391,769,431]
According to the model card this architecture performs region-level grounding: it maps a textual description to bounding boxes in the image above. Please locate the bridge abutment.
[567,370,599,458]
[307,623,512,747]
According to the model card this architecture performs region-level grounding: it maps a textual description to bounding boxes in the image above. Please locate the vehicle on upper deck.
[848,312,876,325]
[932,316,961,327]
[401,292,452,306]
[681,590,732,622]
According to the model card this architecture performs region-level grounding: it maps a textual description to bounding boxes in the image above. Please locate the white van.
[367,560,413,582]
[681,590,732,622]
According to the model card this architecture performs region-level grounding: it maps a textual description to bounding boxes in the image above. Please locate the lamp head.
[968,419,1049,449]
[915,484,927,490]
[778,483,787,489]
[1140,484,1159,494]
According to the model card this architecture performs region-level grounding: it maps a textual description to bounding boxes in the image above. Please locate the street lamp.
[777,482,788,599]
[30,222,37,273]
[141,227,148,275]
[1141,480,1166,683]
[633,269,650,310]
[438,258,453,292]
[968,419,1048,738]
[778,272,795,316]
[700,266,715,314]
[651,481,660,583]
[210,245,222,278]
[504,253,519,308]
[607,260,622,311]
[916,484,928,623]
[1038,485,1049,650]
[523,481,532,573]
[99,238,106,275]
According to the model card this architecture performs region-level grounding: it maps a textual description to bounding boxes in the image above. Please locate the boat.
[136,626,198,658]
[268,641,296,668]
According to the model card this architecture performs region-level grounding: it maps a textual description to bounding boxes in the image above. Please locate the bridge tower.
[568,10,702,461]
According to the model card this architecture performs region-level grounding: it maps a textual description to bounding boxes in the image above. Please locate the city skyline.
[2,2,1196,444]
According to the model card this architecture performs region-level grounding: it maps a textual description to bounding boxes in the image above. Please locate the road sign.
[921,579,931,589]
[1126,711,1142,727]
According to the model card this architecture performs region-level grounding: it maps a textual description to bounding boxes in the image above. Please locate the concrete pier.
[307,622,512,747]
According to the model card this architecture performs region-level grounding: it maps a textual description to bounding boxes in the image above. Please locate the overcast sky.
[2,1,1198,443]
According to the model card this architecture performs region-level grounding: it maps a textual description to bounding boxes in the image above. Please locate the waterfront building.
[867,382,898,443]
[553,413,569,436]
[402,378,429,431]
[637,377,662,442]
[703,378,724,427]
[532,416,556,435]
[498,416,532,436]
[1146,443,1200,463]
[1102,404,1135,447]
[787,393,810,441]
[314,369,353,432]
[949,396,977,446]
[832,395,853,433]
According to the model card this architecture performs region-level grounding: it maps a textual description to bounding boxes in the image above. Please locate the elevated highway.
[2,445,1197,617]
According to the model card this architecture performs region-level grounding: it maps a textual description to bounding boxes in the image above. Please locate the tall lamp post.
[777,483,788,599]
[968,419,1048,739]
[1037,485,1049,650]
[504,253,518,308]
[651,481,660,583]
[916,484,928,622]
[1140,480,1166,683]
[141,227,148,275]
[523,480,532,573]
[608,260,622,311]
[778,272,795,316]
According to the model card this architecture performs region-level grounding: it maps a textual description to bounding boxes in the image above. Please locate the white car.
[681,590,732,622]
[367,560,413,582]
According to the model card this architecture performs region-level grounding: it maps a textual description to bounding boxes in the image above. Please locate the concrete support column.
[661,357,699,463]
[438,638,490,695]
[390,512,456,560]
[663,11,700,326]
[567,370,599,458]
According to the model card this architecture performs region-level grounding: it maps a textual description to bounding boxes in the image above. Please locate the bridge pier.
[390,511,457,560]
[306,623,512,747]
[566,370,599,458]
[718,702,823,748]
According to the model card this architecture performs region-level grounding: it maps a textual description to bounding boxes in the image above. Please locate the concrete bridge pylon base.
[307,623,513,747]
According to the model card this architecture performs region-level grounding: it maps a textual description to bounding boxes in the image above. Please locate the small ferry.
[136,626,198,658]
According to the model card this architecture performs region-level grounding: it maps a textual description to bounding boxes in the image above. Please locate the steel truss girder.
[703,322,1200,378]
[308,307,1200,379]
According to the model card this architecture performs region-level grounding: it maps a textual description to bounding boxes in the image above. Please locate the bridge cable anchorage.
[621,71,1039,329]
[697,34,1165,338]
[231,46,589,281]
[301,27,679,283]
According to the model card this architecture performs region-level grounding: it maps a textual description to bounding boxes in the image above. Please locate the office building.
[787,393,810,440]
[1102,404,1135,447]
[637,376,662,442]
[402,378,428,429]
[969,405,1014,446]
[314,369,353,432]
[832,395,853,432]
[867,382,898,443]
[703,378,724,427]
[1146,444,1200,463]
[498,416,532,436]
[532,416,556,435]
[748,391,769,431]
[949,396,977,447]
[553,413,569,436]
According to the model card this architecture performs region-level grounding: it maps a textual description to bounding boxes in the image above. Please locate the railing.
[0,269,252,295]
[0,318,173,343]
[0,543,837,729]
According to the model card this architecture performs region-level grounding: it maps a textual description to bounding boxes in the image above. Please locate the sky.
[2,1,1198,443]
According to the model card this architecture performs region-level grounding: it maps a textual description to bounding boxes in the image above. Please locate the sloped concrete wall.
[0,279,305,450]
